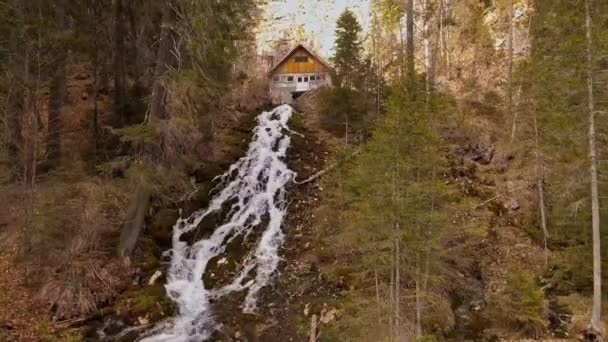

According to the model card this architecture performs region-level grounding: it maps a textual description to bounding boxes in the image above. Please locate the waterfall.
[141,104,295,341]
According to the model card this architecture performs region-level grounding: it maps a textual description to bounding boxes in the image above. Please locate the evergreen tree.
[332,9,363,89]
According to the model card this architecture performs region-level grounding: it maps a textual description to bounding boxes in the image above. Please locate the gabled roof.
[268,43,332,74]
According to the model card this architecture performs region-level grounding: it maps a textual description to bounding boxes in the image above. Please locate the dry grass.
[1,175,130,321]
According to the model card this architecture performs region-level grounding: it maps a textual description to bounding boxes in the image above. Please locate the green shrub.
[318,87,370,141]
[485,267,547,338]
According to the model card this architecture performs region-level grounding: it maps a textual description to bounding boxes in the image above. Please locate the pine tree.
[332,9,363,89]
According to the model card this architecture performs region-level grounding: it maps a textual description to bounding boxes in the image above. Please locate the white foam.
[141,104,295,341]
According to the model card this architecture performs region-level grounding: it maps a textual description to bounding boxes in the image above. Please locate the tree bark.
[395,237,401,340]
[92,6,100,162]
[6,0,26,181]
[389,243,395,340]
[508,0,516,142]
[415,256,422,338]
[406,0,416,100]
[532,104,549,265]
[113,0,127,125]
[47,48,67,168]
[584,0,602,335]
[308,314,319,342]
[149,2,175,121]
[375,267,381,324]
[47,2,70,169]
[423,0,431,100]
[117,184,151,259]
[6,85,24,180]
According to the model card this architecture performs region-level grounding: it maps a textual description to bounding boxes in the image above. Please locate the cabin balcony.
[269,73,331,104]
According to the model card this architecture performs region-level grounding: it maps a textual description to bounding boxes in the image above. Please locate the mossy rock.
[178,213,220,244]
[149,208,179,248]
[193,164,225,183]
[133,294,157,314]
[194,181,213,208]
[129,283,175,323]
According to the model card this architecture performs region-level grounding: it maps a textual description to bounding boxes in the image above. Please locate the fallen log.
[117,183,152,261]
[294,149,360,185]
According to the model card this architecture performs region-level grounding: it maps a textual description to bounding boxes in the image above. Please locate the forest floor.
[201,90,557,341]
[1,73,601,341]
[249,95,344,341]
[182,92,344,342]
[0,64,273,341]
[267,90,597,341]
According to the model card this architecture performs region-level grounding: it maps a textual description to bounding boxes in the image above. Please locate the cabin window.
[304,76,309,82]
[294,56,308,63]
[273,76,279,82]
[287,76,294,82]
[281,76,288,82]
[298,77,302,82]
[310,75,316,81]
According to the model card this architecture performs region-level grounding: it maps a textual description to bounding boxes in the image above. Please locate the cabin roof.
[268,43,332,74]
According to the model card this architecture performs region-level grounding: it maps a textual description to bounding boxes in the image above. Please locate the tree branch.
[471,184,531,210]
[293,149,360,185]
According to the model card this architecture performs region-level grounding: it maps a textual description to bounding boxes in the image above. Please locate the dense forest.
[1,0,607,341]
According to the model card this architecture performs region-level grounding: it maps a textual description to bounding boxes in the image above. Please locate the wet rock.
[100,317,127,336]
[503,198,520,211]
[117,328,142,342]
[193,164,225,183]
[461,144,495,165]
[132,267,142,286]
[149,209,179,248]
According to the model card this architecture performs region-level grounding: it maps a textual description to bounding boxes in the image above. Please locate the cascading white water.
[141,104,295,341]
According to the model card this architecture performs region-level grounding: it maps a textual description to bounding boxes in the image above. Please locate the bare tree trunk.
[92,7,100,162]
[149,2,175,121]
[47,50,66,168]
[444,5,452,79]
[439,0,445,65]
[6,85,24,181]
[585,0,602,335]
[117,184,151,260]
[389,243,395,341]
[508,0,516,142]
[6,1,26,181]
[391,165,401,341]
[113,0,127,125]
[375,267,382,324]
[308,314,319,342]
[372,17,381,117]
[47,4,68,169]
[126,1,143,81]
[406,0,416,100]
[395,237,401,340]
[532,104,549,265]
[415,255,422,338]
[345,111,349,146]
[399,20,404,81]
[423,0,431,101]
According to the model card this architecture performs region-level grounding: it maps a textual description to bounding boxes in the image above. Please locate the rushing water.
[140,104,295,341]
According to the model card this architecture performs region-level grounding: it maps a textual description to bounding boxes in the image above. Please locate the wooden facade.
[273,46,331,75]
[268,44,332,104]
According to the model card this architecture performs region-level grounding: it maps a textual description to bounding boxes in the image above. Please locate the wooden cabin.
[268,44,333,104]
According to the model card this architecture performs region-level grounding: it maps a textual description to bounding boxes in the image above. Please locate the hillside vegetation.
[1,0,607,341]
